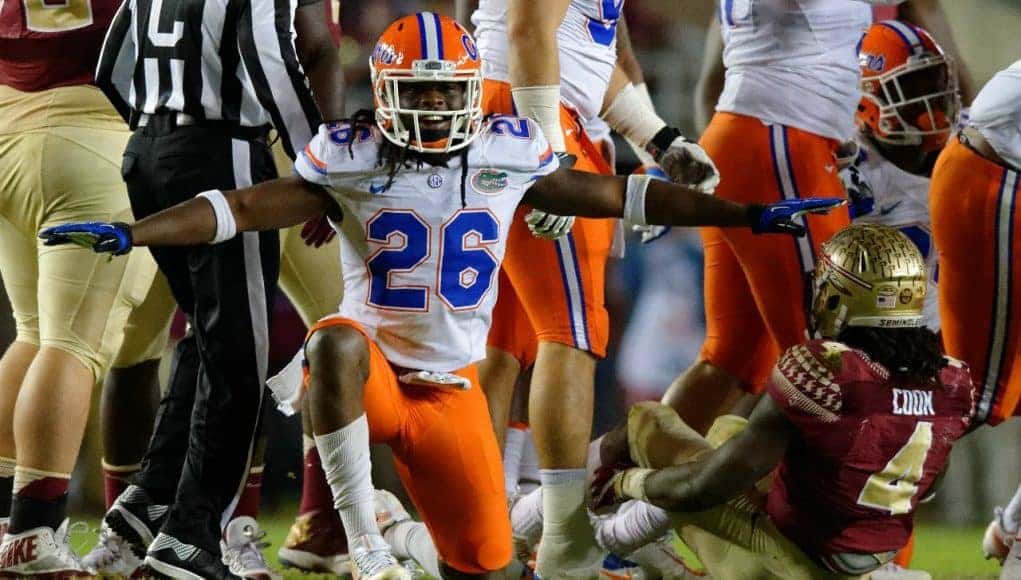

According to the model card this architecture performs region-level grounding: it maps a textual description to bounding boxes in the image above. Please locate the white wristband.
[624,174,653,226]
[601,82,667,148]
[197,190,237,244]
[511,85,567,152]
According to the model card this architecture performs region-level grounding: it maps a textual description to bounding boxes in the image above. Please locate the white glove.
[658,136,720,194]
[525,209,575,240]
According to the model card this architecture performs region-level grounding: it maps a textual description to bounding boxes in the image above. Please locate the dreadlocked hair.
[349,108,411,191]
[837,326,948,386]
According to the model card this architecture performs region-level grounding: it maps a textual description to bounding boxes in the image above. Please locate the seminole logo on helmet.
[856,20,960,154]
[369,12,484,154]
[811,224,927,339]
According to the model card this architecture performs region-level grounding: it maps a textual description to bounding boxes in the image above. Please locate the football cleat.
[374,489,411,534]
[145,532,239,580]
[104,485,169,559]
[350,533,412,580]
[869,563,931,580]
[625,534,705,579]
[0,519,94,578]
[601,553,646,580]
[1000,534,1021,580]
[277,510,351,575]
[220,517,281,580]
[82,520,144,577]
[984,507,1015,562]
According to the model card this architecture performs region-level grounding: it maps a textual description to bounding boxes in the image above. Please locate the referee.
[93,0,343,576]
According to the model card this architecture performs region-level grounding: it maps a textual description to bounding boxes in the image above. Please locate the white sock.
[314,415,379,542]
[518,433,541,494]
[540,469,588,533]
[384,521,441,578]
[510,486,544,541]
[503,425,528,496]
[585,435,605,475]
[593,499,672,554]
[1004,482,1021,534]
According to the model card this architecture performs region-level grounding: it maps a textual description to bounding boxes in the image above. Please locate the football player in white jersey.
[841,21,959,332]
[472,0,719,573]
[40,13,841,580]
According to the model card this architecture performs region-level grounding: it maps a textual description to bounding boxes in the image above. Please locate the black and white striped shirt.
[95,0,321,158]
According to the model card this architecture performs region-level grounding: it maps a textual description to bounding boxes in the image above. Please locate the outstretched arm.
[42,177,336,251]
[524,169,844,234]
[594,397,794,513]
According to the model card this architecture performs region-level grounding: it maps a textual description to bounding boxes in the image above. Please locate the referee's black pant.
[121,113,278,554]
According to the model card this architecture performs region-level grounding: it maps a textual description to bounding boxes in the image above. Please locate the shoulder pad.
[770,341,845,421]
[474,115,557,176]
[294,121,382,186]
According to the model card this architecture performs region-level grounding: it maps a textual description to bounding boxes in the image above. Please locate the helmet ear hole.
[826,295,841,311]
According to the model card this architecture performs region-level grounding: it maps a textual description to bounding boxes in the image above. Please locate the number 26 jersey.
[294,116,558,372]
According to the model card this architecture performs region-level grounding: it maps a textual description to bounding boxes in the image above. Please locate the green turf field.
[73,515,1002,578]
[256,517,1002,579]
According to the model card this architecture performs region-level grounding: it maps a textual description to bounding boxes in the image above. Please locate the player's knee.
[38,337,107,381]
[305,324,370,394]
[441,534,513,576]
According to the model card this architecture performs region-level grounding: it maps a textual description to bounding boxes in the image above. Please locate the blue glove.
[752,198,847,236]
[39,222,133,255]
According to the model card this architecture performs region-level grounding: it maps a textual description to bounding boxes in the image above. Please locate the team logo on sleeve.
[471,169,508,195]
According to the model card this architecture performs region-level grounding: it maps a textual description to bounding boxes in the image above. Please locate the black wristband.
[112,221,134,254]
[646,126,683,162]
[745,204,766,233]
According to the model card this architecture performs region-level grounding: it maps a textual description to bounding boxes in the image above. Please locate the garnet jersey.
[844,138,939,330]
[765,339,973,557]
[0,0,120,91]
[969,59,1021,170]
[716,0,876,141]
[472,0,623,122]
[293,117,558,371]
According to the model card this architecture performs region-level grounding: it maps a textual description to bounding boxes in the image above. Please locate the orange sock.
[893,533,915,567]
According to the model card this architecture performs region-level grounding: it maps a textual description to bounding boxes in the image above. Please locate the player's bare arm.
[693,18,724,133]
[295,0,346,120]
[40,176,335,252]
[592,397,794,513]
[524,168,843,234]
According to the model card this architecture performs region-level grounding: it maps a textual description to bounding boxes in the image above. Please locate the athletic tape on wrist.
[624,174,653,226]
[619,468,655,502]
[601,82,667,148]
[511,85,567,151]
[197,190,237,244]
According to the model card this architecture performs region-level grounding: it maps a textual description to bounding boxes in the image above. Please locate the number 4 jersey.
[765,339,974,559]
[293,116,558,372]
[0,0,120,91]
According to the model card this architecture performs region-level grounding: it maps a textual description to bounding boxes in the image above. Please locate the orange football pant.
[482,79,614,359]
[698,112,849,392]
[931,136,1021,425]
[304,317,512,573]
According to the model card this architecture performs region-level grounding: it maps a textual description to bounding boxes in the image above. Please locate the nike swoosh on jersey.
[878,201,903,216]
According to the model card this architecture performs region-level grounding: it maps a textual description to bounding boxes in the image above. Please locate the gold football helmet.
[811,224,927,338]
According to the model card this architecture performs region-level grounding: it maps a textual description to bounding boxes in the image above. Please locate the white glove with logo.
[525,209,575,240]
[653,134,720,194]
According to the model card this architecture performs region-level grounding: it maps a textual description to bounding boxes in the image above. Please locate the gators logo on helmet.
[370,12,484,154]
[856,20,960,154]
